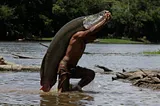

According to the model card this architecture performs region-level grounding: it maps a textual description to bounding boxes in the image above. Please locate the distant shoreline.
[0,38,152,44]
[25,38,148,44]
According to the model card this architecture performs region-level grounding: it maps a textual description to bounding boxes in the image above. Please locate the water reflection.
[40,92,93,106]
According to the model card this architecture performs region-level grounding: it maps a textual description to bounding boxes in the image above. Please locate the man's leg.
[58,69,70,92]
[57,61,70,93]
[70,66,95,91]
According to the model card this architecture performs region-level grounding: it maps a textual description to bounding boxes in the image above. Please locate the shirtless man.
[58,11,111,92]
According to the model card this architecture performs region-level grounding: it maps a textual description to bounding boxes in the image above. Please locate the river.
[0,42,160,106]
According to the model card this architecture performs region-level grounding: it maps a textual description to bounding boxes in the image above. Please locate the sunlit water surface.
[0,42,160,106]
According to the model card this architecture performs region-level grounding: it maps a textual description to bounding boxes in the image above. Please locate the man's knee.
[85,68,95,81]
[89,70,95,80]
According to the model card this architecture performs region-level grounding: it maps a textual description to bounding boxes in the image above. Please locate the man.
[58,11,111,92]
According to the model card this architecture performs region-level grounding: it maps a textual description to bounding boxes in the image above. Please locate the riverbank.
[0,36,151,44]
[143,50,160,55]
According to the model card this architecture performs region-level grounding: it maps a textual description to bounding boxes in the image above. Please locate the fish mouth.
[40,83,51,92]
[83,10,107,29]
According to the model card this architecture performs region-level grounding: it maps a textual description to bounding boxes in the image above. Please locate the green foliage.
[151,7,160,20]
[51,0,112,33]
[0,0,160,42]
[110,0,160,42]
[143,50,160,55]
[0,5,14,20]
[39,14,53,26]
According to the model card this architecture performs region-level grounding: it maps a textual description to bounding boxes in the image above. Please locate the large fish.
[40,10,108,90]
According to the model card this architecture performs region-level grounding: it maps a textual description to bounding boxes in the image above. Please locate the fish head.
[83,10,110,29]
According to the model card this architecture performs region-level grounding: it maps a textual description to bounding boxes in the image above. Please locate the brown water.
[0,42,160,106]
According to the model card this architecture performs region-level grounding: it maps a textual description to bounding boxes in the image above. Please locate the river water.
[0,42,160,106]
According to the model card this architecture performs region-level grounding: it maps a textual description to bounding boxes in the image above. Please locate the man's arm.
[83,11,111,36]
[70,11,111,43]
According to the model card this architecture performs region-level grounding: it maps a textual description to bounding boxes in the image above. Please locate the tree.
[52,0,111,34]
[1,0,160,42]
[0,5,15,40]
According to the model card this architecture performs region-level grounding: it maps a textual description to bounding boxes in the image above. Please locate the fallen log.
[96,65,160,90]
[0,65,40,71]
[140,69,160,83]
[39,43,49,48]
[0,56,40,71]
[95,65,113,72]
[12,53,41,59]
[113,69,160,90]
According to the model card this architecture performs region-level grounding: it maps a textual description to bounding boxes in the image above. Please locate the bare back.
[63,31,93,67]
[61,11,111,67]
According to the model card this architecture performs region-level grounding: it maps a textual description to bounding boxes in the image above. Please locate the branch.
[12,53,41,59]
[140,69,160,83]
[39,43,49,48]
[95,65,113,72]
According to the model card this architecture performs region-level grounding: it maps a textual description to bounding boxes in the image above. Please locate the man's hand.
[103,11,111,23]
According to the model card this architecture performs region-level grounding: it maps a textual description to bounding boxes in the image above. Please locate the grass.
[143,50,160,55]
[35,37,53,41]
[97,38,143,44]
